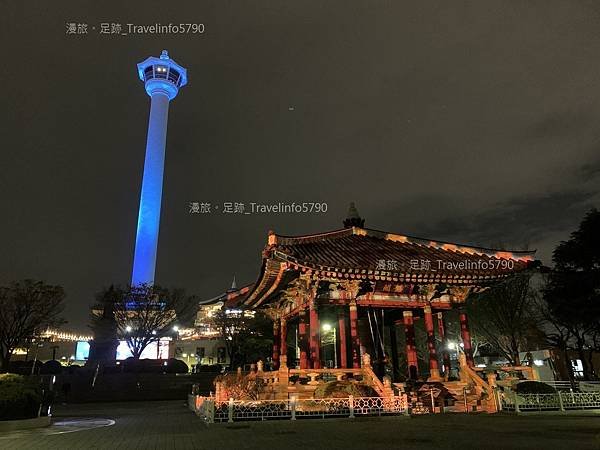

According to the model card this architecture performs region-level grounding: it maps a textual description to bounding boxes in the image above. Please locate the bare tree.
[466,272,541,366]
[210,309,273,369]
[107,284,196,359]
[0,280,65,372]
[534,287,577,385]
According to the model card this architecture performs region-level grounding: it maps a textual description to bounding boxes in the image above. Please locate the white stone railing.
[501,391,600,412]
[189,395,216,423]
[190,395,408,423]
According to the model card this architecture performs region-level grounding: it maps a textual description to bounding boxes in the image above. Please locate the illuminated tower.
[131,50,187,286]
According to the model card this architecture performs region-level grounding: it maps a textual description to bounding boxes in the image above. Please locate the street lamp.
[125,325,132,333]
[447,341,460,356]
[322,323,337,368]
[182,353,190,369]
[447,341,463,375]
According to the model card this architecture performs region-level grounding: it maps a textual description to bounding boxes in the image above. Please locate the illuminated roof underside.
[244,226,535,308]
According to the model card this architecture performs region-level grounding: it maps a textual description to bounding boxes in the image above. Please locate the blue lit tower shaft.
[131,50,187,286]
[131,94,169,286]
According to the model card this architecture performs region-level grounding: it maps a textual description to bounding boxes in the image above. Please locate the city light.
[40,328,93,342]
[322,323,332,332]
[125,325,132,332]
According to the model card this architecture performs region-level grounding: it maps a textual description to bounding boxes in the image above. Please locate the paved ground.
[1,401,599,450]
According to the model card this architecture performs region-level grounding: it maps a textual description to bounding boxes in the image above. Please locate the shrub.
[313,380,378,398]
[197,364,221,373]
[165,358,189,374]
[40,360,63,375]
[8,360,42,375]
[122,357,140,373]
[0,373,42,420]
[515,381,557,394]
[214,372,265,400]
[121,358,160,373]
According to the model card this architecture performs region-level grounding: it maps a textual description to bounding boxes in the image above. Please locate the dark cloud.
[397,190,593,249]
[522,109,594,141]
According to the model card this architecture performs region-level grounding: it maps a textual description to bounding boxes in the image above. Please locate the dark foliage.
[466,272,541,365]
[515,381,557,394]
[0,374,41,420]
[165,358,189,374]
[210,310,273,369]
[542,209,600,380]
[40,360,63,375]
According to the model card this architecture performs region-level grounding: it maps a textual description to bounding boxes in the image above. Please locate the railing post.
[514,391,520,414]
[430,387,435,414]
[228,398,234,423]
[570,388,575,405]
[558,391,565,412]
[494,387,502,412]
[349,395,355,418]
[291,396,296,421]
[206,399,215,424]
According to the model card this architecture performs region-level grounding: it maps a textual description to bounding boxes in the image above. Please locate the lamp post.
[322,323,337,368]
[447,341,465,377]
[182,353,191,371]
[30,342,43,375]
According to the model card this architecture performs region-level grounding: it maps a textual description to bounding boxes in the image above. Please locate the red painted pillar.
[403,310,418,379]
[309,301,321,369]
[338,308,348,369]
[459,311,474,367]
[349,301,361,368]
[437,312,451,376]
[272,318,280,370]
[424,306,441,380]
[280,318,287,362]
[298,309,309,369]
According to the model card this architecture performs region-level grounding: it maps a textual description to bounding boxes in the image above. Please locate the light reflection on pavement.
[0,418,115,439]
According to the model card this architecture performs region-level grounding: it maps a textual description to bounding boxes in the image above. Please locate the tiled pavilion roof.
[199,284,254,308]
[244,226,536,308]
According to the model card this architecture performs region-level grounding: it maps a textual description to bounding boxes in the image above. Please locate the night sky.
[3,1,600,331]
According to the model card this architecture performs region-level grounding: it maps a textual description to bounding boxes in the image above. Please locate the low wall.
[53,372,219,403]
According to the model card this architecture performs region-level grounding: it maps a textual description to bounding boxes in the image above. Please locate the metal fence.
[190,395,408,423]
[531,380,600,392]
[501,391,600,412]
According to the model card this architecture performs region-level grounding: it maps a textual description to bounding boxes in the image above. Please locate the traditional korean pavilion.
[230,204,535,381]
